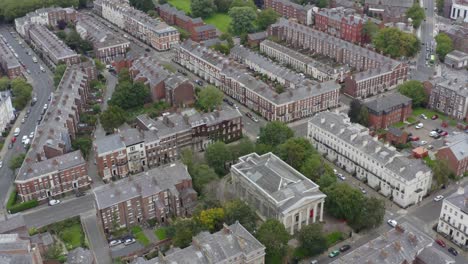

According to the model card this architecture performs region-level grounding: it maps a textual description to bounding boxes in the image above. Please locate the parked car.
[195,79,203,86]
[177,69,187,76]
[48,199,61,206]
[431,115,438,120]
[339,245,351,252]
[0,160,2,168]
[387,219,398,227]
[29,132,34,138]
[420,114,428,120]
[109,239,122,247]
[8,143,13,149]
[434,195,444,201]
[429,131,438,137]
[124,238,136,245]
[409,136,420,141]
[13,127,20,137]
[440,131,448,136]
[419,140,427,145]
[21,135,28,144]
[310,260,318,264]
[21,118,25,124]
[415,123,424,129]
[359,187,367,194]
[435,239,446,247]
[11,137,16,143]
[448,247,458,256]
[337,173,346,181]
[328,250,340,258]
[434,128,443,134]
[75,191,86,197]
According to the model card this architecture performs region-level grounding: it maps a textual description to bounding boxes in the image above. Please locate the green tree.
[351,197,385,231]
[229,7,257,35]
[318,167,337,190]
[297,224,328,257]
[205,141,232,175]
[256,219,290,262]
[230,137,255,160]
[406,3,426,28]
[129,0,154,12]
[45,243,64,260]
[323,183,365,226]
[0,77,10,91]
[191,164,219,193]
[9,153,26,170]
[110,81,150,110]
[397,81,427,107]
[100,106,127,133]
[219,32,234,48]
[71,136,92,159]
[316,0,328,8]
[430,159,450,186]
[94,59,105,71]
[257,121,294,147]
[348,99,362,123]
[362,20,379,42]
[358,106,369,127]
[435,33,453,61]
[276,137,314,169]
[300,153,325,182]
[197,85,224,112]
[78,0,88,8]
[10,78,32,110]
[230,0,256,8]
[54,64,68,87]
[197,207,225,231]
[118,68,131,83]
[172,219,202,248]
[436,0,445,15]
[215,0,233,12]
[65,29,82,51]
[147,10,158,18]
[191,0,217,18]
[256,8,279,30]
[180,148,195,172]
[373,27,420,58]
[211,43,231,55]
[224,199,257,232]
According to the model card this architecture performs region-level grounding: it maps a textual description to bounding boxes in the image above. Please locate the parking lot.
[405,113,459,148]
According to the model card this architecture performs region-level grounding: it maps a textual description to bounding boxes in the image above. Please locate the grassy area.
[423,156,436,168]
[60,225,84,250]
[406,116,417,124]
[412,107,467,127]
[326,231,344,247]
[393,121,405,128]
[161,62,176,73]
[132,226,150,246]
[154,228,167,240]
[168,0,191,13]
[205,13,232,33]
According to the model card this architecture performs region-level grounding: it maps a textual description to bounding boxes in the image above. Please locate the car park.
[48,199,61,206]
[339,245,351,252]
[448,247,458,256]
[328,250,340,258]
[434,195,444,201]
[435,239,446,247]
[387,219,398,227]
[415,123,424,129]
[109,239,122,247]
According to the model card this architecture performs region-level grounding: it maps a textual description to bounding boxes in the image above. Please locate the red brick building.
[385,127,408,145]
[436,134,468,176]
[0,35,23,79]
[265,0,314,25]
[364,93,412,130]
[158,4,217,42]
[164,75,195,107]
[93,163,197,231]
[315,7,366,44]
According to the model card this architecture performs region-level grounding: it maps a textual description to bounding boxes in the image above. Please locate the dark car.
[145,48,150,52]
[448,247,458,256]
[75,191,86,197]
[177,69,187,76]
[339,245,351,252]
[434,128,443,134]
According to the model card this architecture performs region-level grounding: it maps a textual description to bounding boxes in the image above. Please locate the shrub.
[8,200,39,214]
[326,231,344,247]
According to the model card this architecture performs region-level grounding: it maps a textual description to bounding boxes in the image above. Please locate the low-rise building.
[449,0,468,22]
[231,152,326,234]
[440,24,468,54]
[134,222,265,264]
[437,186,468,249]
[364,0,413,23]
[428,75,468,122]
[247,31,267,47]
[264,0,314,25]
[314,7,367,44]
[0,92,15,133]
[76,13,130,62]
[164,75,195,107]
[0,33,23,79]
[15,65,92,202]
[385,127,408,146]
[364,93,412,130]
[0,234,43,264]
[308,111,432,208]
[436,133,468,177]
[444,50,468,69]
[93,162,197,232]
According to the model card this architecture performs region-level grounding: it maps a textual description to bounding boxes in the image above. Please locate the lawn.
[412,107,466,127]
[205,13,232,33]
[131,226,150,247]
[154,228,167,240]
[60,224,84,250]
[326,231,344,247]
[393,121,406,128]
[168,0,191,13]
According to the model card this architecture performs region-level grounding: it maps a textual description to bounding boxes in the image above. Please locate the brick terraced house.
[268,18,408,99]
[429,75,468,122]
[364,93,412,130]
[0,34,23,79]
[176,40,340,122]
[437,134,468,177]
[15,7,77,37]
[15,64,93,202]
[93,162,197,231]
[364,0,413,23]
[94,0,179,51]
[157,4,217,42]
[264,0,314,25]
[314,7,368,44]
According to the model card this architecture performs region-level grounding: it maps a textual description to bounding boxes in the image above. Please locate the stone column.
[306,206,311,225]
[298,211,302,230]
[313,203,317,223]
[290,214,294,234]
[320,201,324,222]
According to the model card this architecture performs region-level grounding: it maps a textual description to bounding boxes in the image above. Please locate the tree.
[10,78,32,110]
[435,33,453,61]
[229,7,257,35]
[65,29,82,51]
[316,0,328,8]
[230,137,255,161]
[205,141,232,175]
[276,137,314,169]
[431,159,450,186]
[71,136,92,159]
[224,199,257,232]
[318,167,337,190]
[78,0,88,8]
[256,8,279,30]
[297,224,328,257]
[9,153,26,170]
[57,19,67,30]
[215,0,233,13]
[129,0,154,12]
[254,0,263,8]
[436,0,445,15]
[373,27,420,58]
[406,3,426,28]
[300,153,325,182]
[351,197,385,231]
[230,0,256,9]
[256,219,290,262]
[118,68,131,83]
[257,121,294,147]
[197,207,225,231]
[348,99,362,123]
[172,219,202,248]
[211,43,231,55]
[110,81,150,110]
[362,20,379,43]
[323,183,365,225]
[94,59,105,71]
[1,0,79,22]
[54,64,68,87]
[0,77,10,91]
[219,32,234,48]
[358,106,369,127]
[397,80,427,107]
[197,85,223,112]
[56,30,67,40]
[147,10,158,18]
[100,106,127,133]
[45,243,63,260]
[191,164,219,193]
[180,148,195,172]
[191,0,217,18]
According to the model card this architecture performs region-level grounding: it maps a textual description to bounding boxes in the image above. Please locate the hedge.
[8,199,39,214]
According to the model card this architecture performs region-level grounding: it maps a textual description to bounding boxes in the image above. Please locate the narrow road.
[81,210,112,264]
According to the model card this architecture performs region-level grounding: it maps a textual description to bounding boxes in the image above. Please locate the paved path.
[81,210,112,264]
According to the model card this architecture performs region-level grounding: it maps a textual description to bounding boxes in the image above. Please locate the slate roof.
[0,234,34,264]
[66,247,94,264]
[94,134,126,156]
[415,247,455,264]
[364,93,412,113]
[445,186,468,215]
[365,0,413,8]
[0,215,26,235]
[0,34,21,69]
[130,55,170,88]
[441,133,468,161]
[76,13,130,50]
[247,31,267,41]
[445,50,468,61]
[28,24,77,60]
[193,24,216,33]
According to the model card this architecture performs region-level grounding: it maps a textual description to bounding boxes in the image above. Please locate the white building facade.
[437,186,468,249]
[450,0,468,22]
[308,111,433,208]
[0,92,15,133]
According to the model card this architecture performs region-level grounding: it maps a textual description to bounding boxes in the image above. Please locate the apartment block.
[135,222,265,264]
[0,234,43,264]
[164,75,195,107]
[364,93,412,130]
[445,50,468,69]
[158,4,217,42]
[264,0,313,25]
[15,7,77,37]
[0,34,23,79]
[437,186,468,249]
[76,13,130,62]
[94,108,242,181]
[15,65,92,202]
[314,7,366,44]
[232,152,326,234]
[429,76,468,122]
[0,92,15,133]
[308,111,432,208]
[176,40,340,122]
[437,134,468,177]
[95,0,179,51]
[93,162,197,231]
[27,24,80,67]
[449,0,468,22]
[268,18,408,98]
[260,39,347,82]
[364,0,413,23]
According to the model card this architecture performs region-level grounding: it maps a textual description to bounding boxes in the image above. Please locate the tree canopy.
[406,3,426,28]
[397,80,427,107]
[276,137,314,169]
[197,207,225,232]
[0,77,10,91]
[256,219,290,262]
[11,78,33,110]
[348,99,369,126]
[435,33,453,61]
[373,27,420,58]
[229,7,257,35]
[9,153,26,170]
[297,224,328,257]
[257,121,294,147]
[362,20,379,43]
[109,81,150,110]
[197,85,224,112]
[230,138,255,161]
[100,106,127,133]
[171,218,202,248]
[215,0,233,12]
[224,199,257,232]
[191,0,217,18]
[129,0,154,12]
[0,0,78,22]
[205,141,232,175]
[54,64,68,87]
[256,8,280,30]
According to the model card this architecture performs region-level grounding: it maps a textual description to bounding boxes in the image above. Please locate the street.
[0,26,54,208]
[413,0,437,81]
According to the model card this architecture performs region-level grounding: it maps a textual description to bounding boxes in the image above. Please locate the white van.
[32,57,37,63]
[14,127,20,137]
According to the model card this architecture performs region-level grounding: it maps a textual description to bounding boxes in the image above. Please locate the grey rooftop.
[364,93,412,113]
